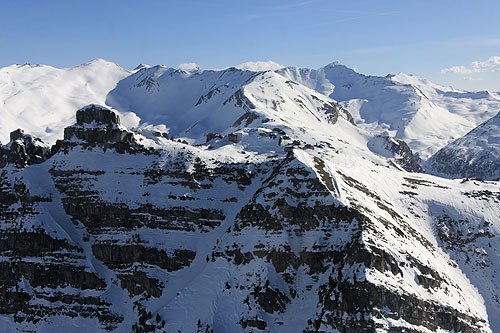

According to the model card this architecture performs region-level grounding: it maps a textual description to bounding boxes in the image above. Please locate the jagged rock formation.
[0,101,498,332]
[368,134,424,173]
[431,111,500,180]
[63,104,134,144]
[52,104,142,155]
[0,129,51,168]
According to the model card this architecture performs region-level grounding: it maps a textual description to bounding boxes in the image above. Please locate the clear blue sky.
[1,0,499,91]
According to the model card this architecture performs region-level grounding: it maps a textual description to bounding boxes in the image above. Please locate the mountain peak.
[323,61,358,74]
[178,63,201,72]
[234,60,284,72]
[133,63,151,71]
[327,60,343,67]
[77,58,126,70]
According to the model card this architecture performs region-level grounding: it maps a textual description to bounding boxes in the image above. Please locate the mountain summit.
[0,60,499,332]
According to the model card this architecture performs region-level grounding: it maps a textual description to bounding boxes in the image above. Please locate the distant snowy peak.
[133,63,151,71]
[234,60,284,72]
[106,66,260,139]
[106,66,356,146]
[10,63,48,69]
[277,63,500,161]
[73,58,129,71]
[178,62,201,72]
[431,111,500,180]
[390,72,452,92]
[0,59,131,144]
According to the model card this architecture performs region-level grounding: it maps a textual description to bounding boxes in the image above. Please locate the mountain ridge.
[431,110,500,180]
[0,103,498,331]
[0,59,499,332]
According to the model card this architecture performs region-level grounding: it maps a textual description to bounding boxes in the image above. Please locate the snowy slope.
[0,59,132,144]
[1,59,500,332]
[431,111,500,180]
[277,63,500,161]
[234,61,285,72]
[106,66,260,141]
[0,102,499,332]
[2,58,498,162]
[106,66,356,145]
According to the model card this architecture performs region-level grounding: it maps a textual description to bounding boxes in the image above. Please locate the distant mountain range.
[0,59,499,332]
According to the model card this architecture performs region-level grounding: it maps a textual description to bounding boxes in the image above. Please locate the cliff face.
[0,105,498,332]
[0,129,51,168]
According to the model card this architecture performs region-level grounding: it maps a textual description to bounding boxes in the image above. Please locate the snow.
[2,57,497,160]
[431,111,500,180]
[367,134,398,158]
[0,59,130,144]
[233,60,285,72]
[277,63,500,161]
[1,58,499,332]
[177,62,201,72]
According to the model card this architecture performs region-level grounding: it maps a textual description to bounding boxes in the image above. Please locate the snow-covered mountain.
[277,63,500,161]
[2,58,498,163]
[233,61,285,72]
[105,66,355,145]
[1,59,499,332]
[0,59,133,144]
[431,111,500,180]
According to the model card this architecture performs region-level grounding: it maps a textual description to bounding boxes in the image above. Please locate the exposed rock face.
[76,104,121,126]
[0,170,121,329]
[63,104,134,145]
[51,104,143,155]
[368,134,424,172]
[0,129,51,168]
[0,104,498,332]
[228,132,242,143]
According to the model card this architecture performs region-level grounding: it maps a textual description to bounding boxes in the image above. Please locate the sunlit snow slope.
[0,59,499,332]
[277,63,500,160]
[0,59,132,144]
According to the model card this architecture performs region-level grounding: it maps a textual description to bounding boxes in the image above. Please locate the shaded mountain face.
[0,60,499,332]
[431,111,500,180]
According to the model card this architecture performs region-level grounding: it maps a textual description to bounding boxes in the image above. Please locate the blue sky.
[1,0,499,90]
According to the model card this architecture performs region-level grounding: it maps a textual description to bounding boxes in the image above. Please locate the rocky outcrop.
[48,104,154,156]
[0,129,51,168]
[0,104,497,331]
[213,152,488,332]
[62,104,134,145]
[368,134,424,172]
